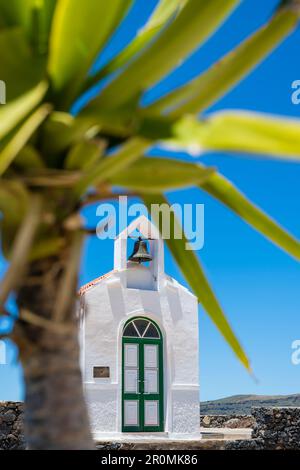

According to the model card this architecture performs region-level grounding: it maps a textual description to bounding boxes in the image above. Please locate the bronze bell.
[128,237,152,263]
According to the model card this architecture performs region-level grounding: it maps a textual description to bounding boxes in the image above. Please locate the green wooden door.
[122,318,164,432]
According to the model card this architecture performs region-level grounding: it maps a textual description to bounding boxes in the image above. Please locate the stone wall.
[226,407,300,450]
[1,403,300,450]
[201,414,254,428]
[0,402,25,450]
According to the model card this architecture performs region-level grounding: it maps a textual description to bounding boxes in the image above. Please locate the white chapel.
[78,215,200,439]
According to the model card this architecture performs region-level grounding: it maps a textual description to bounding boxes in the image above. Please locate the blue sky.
[1,0,300,402]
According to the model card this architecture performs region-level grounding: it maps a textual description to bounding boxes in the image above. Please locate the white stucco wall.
[80,264,200,439]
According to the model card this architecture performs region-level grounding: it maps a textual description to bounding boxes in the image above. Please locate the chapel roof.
[78,270,116,296]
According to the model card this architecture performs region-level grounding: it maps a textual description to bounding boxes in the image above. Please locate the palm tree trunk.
[15,256,94,450]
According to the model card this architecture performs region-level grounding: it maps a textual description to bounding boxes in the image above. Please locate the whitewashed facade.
[79,216,200,439]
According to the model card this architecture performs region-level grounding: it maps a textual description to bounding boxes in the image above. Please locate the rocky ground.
[200,414,254,429]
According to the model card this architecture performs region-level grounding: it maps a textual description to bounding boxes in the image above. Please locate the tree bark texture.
[15,256,94,450]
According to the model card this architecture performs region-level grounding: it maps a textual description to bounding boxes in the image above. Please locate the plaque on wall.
[93,366,110,378]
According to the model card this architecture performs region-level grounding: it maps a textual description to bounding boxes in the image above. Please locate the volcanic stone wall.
[226,407,300,450]
[1,403,300,450]
[0,402,25,450]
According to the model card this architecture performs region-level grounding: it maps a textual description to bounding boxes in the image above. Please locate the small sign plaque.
[93,366,110,378]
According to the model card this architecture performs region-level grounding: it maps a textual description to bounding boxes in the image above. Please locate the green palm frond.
[0,104,51,175]
[109,156,300,260]
[1,0,300,368]
[147,4,300,116]
[83,0,187,91]
[0,0,56,47]
[48,0,132,102]
[143,193,250,370]
[0,81,48,141]
[110,157,215,192]
[161,112,300,160]
[83,0,240,111]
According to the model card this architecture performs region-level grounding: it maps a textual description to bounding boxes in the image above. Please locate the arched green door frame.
[122,317,164,432]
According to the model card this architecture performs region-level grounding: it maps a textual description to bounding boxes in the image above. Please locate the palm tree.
[1,0,300,449]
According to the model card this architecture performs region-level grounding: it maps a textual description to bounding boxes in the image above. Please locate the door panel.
[124,344,138,367]
[144,369,158,394]
[124,369,138,393]
[144,344,157,368]
[124,400,139,426]
[144,401,159,426]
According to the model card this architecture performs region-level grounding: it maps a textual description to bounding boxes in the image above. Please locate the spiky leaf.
[143,193,250,370]
[74,137,149,197]
[0,0,56,49]
[0,104,51,175]
[0,28,46,101]
[85,0,187,89]
[162,112,300,160]
[148,6,300,115]
[110,156,215,192]
[200,172,300,260]
[0,81,48,140]
[48,0,132,98]
[84,0,239,111]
